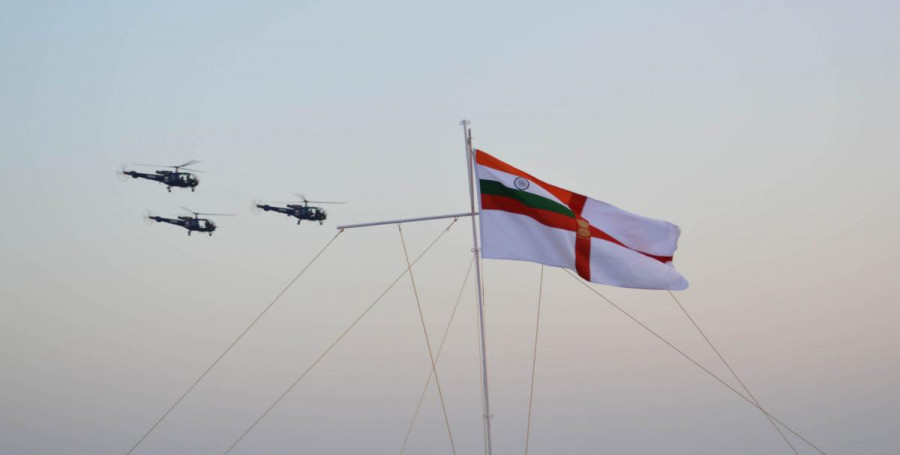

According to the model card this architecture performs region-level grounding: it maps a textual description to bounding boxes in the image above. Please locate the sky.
[1,0,899,453]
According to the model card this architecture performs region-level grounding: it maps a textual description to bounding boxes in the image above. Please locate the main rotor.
[133,160,202,173]
[290,193,346,207]
[179,207,236,219]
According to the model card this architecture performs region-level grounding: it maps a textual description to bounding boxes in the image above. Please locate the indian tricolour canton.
[476,149,689,290]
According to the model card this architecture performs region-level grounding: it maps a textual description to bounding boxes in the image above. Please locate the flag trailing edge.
[475,149,689,291]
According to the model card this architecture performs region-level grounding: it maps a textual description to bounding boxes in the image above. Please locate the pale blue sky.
[1,1,898,453]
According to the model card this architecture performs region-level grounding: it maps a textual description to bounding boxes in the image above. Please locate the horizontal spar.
[336,212,477,230]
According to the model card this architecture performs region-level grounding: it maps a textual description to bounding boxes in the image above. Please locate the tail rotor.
[116,166,130,182]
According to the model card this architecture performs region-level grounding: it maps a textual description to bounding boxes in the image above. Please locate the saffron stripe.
[476,150,575,206]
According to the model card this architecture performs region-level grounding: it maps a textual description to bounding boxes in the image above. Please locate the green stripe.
[480,180,575,218]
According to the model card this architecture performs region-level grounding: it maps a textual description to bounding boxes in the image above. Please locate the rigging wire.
[399,254,476,454]
[667,291,799,454]
[524,266,544,455]
[124,230,345,455]
[398,225,458,455]
[222,218,459,454]
[562,269,829,455]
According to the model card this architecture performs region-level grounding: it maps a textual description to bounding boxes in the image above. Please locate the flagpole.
[461,119,493,455]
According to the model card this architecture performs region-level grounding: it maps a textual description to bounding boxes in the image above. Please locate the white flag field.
[475,149,689,290]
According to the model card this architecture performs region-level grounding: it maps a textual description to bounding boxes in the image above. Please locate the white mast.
[461,120,493,455]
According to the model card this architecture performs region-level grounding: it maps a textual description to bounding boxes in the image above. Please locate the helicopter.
[120,160,201,192]
[145,208,234,236]
[254,194,345,225]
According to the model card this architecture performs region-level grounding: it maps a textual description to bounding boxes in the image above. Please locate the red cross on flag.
[476,149,689,290]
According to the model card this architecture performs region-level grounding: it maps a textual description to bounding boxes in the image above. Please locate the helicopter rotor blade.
[293,194,345,204]
[178,206,234,217]
[176,159,201,168]
[132,160,201,170]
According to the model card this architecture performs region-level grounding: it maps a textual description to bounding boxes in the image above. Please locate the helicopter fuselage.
[124,170,199,192]
[257,204,327,225]
[149,215,216,236]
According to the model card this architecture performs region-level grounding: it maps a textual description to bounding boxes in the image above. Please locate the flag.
[475,149,688,290]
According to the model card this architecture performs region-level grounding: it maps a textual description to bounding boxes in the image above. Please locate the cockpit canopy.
[178,173,199,184]
[195,219,214,229]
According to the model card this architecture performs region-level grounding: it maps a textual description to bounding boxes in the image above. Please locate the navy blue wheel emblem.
[514,177,530,190]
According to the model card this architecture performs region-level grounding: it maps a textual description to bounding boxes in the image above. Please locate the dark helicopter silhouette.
[120,160,201,192]
[254,194,345,225]
[145,208,234,236]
